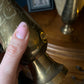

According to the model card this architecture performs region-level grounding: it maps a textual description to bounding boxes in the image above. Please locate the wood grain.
[28,7,84,50]
[24,6,84,84]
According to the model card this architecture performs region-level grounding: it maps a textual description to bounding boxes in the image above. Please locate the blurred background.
[15,0,27,7]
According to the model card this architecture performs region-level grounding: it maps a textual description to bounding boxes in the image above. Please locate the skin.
[0,22,29,84]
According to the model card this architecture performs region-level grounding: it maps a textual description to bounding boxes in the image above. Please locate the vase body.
[54,0,84,16]
[0,0,68,84]
[0,0,47,64]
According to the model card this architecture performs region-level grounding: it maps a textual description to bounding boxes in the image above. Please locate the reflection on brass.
[0,0,68,84]
[61,24,74,35]
[28,53,67,84]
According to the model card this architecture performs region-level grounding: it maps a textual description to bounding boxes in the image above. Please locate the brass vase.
[0,0,67,84]
[54,0,84,35]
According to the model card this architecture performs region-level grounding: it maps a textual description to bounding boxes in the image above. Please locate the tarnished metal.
[0,0,47,64]
[28,53,67,84]
[55,0,84,35]
[62,0,78,24]
[0,0,68,84]
[54,0,84,16]
[61,0,78,35]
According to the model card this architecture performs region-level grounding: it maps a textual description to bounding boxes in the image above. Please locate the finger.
[0,22,29,75]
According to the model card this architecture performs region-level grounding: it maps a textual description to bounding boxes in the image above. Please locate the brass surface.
[27,53,67,84]
[54,0,84,16]
[61,0,78,35]
[55,0,83,35]
[0,0,47,64]
[61,24,74,35]
[0,0,68,83]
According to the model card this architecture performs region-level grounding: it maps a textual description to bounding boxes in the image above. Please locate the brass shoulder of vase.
[0,0,47,64]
